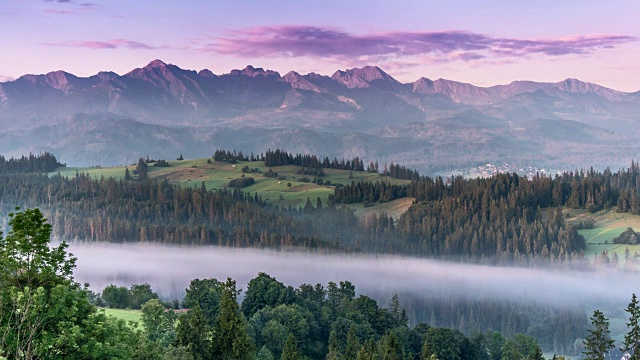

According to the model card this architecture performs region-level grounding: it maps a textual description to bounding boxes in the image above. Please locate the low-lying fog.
[67,242,636,310]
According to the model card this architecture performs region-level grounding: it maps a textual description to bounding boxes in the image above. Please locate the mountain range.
[1,59,639,171]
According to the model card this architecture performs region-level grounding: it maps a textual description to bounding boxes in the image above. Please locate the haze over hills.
[1,59,639,171]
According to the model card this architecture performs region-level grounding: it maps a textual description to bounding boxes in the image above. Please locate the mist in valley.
[67,242,634,312]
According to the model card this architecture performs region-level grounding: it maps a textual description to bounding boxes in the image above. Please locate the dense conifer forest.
[0,152,64,174]
[6,152,640,266]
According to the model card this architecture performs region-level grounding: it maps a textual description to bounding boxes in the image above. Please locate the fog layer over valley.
[69,242,629,310]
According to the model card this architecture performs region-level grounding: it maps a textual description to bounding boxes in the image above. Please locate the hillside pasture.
[50,157,412,210]
[569,209,640,259]
[101,308,142,329]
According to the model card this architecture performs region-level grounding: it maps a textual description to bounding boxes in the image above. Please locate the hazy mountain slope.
[1,60,640,171]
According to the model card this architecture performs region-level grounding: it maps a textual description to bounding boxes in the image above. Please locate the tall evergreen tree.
[583,310,615,360]
[257,345,276,360]
[623,294,640,359]
[281,333,300,360]
[176,305,211,360]
[212,278,255,360]
[378,332,403,360]
[345,325,360,360]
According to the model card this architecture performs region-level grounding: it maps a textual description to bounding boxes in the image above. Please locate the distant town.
[441,163,562,179]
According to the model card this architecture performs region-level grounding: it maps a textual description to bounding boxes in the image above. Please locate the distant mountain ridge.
[1,59,640,170]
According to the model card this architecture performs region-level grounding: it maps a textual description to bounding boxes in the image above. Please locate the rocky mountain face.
[1,60,639,171]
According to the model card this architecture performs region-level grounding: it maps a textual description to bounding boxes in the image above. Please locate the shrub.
[228,177,255,188]
[153,159,170,167]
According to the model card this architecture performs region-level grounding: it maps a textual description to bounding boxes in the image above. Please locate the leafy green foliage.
[0,208,142,359]
[102,284,132,309]
[241,273,296,318]
[141,299,176,345]
[0,208,75,289]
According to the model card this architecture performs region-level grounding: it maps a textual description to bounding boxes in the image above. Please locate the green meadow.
[101,308,142,329]
[565,209,640,259]
[51,157,411,210]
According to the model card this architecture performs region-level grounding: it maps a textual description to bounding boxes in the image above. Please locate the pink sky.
[1,0,639,91]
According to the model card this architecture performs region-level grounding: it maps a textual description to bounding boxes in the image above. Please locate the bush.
[153,159,170,167]
[613,227,639,245]
[228,177,255,188]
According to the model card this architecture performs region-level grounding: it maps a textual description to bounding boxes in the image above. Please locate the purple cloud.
[0,75,15,82]
[43,39,156,50]
[211,26,636,62]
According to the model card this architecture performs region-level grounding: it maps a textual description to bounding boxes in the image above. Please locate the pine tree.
[529,346,544,360]
[377,333,403,360]
[345,325,360,360]
[212,278,255,360]
[257,345,276,360]
[136,157,148,180]
[420,339,433,360]
[583,310,615,360]
[327,329,342,360]
[623,294,640,359]
[281,333,300,360]
[176,305,211,360]
[356,345,371,360]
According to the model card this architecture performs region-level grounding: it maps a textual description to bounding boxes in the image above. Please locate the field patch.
[353,197,415,221]
[101,308,142,328]
[164,167,208,182]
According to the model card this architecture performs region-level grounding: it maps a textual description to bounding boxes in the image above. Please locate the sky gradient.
[2,0,639,91]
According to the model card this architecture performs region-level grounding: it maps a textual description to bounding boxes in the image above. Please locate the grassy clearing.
[352,197,415,221]
[101,308,142,328]
[49,157,412,211]
[565,209,640,259]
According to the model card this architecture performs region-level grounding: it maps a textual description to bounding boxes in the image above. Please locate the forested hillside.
[6,152,640,269]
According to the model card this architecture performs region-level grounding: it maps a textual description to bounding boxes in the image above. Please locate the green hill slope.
[52,157,411,210]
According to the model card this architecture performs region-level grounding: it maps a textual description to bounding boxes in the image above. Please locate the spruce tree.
[175,305,211,360]
[281,333,300,360]
[583,310,615,360]
[257,345,276,360]
[345,325,360,359]
[420,339,432,360]
[212,278,255,360]
[624,294,640,359]
[377,333,403,360]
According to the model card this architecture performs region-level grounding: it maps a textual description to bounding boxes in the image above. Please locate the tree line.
[264,149,366,172]
[0,152,64,173]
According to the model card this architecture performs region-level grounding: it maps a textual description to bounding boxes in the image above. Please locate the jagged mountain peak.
[228,65,280,78]
[551,78,624,101]
[93,71,118,82]
[555,78,599,93]
[281,71,323,92]
[15,70,79,94]
[198,69,216,78]
[331,65,400,89]
[146,59,168,68]
[412,77,436,94]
